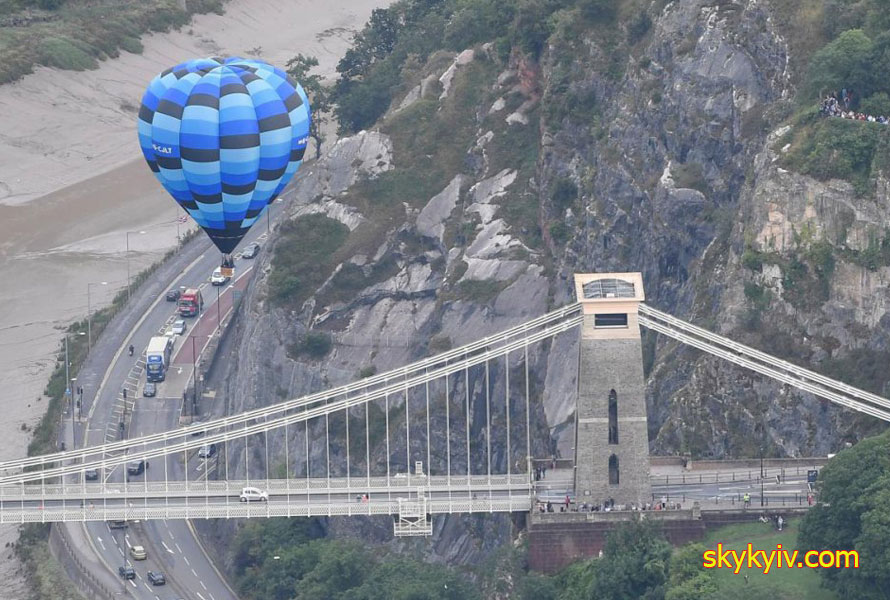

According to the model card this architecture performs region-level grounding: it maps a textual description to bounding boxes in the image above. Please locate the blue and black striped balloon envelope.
[137,57,310,254]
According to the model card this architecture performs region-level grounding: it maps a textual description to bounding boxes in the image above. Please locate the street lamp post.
[70,376,77,450]
[125,231,146,302]
[760,447,765,507]
[191,336,198,415]
[87,281,108,351]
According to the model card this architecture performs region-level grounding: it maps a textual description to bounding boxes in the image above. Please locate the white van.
[210,267,230,286]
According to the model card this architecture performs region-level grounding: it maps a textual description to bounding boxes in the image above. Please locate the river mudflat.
[0,0,389,592]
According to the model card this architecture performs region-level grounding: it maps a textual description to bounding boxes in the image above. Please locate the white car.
[171,319,187,335]
[210,267,230,286]
[239,487,268,502]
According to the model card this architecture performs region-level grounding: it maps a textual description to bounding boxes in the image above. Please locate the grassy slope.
[701,519,837,600]
[0,0,224,84]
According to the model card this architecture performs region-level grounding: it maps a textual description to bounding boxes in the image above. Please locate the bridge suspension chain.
[638,308,890,422]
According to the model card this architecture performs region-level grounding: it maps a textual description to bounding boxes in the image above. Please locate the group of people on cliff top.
[820,90,890,124]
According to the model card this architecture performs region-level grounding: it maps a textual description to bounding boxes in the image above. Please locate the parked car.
[210,267,230,286]
[198,443,216,459]
[241,242,260,259]
[165,289,181,302]
[127,459,146,476]
[84,468,98,481]
[118,566,136,580]
[171,319,187,335]
[147,571,166,586]
[239,487,269,502]
[129,545,147,560]
[142,382,156,397]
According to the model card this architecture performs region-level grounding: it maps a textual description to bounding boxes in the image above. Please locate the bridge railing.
[0,474,533,500]
[0,495,535,524]
[650,466,820,486]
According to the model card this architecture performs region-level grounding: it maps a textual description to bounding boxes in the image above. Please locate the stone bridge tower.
[573,273,651,506]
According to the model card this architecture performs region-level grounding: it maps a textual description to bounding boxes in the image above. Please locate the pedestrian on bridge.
[743,492,751,508]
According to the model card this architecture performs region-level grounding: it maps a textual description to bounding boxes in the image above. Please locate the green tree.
[293,542,370,600]
[865,0,890,36]
[860,92,890,116]
[590,520,672,600]
[336,7,400,80]
[554,558,597,600]
[286,54,331,159]
[349,558,480,600]
[334,58,401,134]
[517,572,559,600]
[511,0,555,58]
[665,543,717,600]
[803,29,874,102]
[443,0,515,51]
[799,431,890,599]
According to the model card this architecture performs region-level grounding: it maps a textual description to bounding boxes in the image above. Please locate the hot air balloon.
[137,57,310,275]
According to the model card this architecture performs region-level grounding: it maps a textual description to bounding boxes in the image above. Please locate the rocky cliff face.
[218,0,888,567]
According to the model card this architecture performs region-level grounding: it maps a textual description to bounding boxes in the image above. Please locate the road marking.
[144,582,153,592]
[96,536,106,551]
[162,541,175,554]
[175,543,183,553]
[200,580,207,590]
[196,593,207,600]
[124,534,131,547]
[118,546,125,556]
[183,555,190,566]
[191,568,199,577]
[129,579,137,588]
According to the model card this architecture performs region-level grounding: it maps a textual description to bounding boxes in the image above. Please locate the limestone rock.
[416,175,464,242]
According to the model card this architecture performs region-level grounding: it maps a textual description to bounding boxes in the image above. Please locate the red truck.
[178,288,203,317]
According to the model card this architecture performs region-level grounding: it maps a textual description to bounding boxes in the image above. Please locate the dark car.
[108,519,128,529]
[165,289,181,302]
[118,566,136,580]
[241,242,260,259]
[147,571,166,586]
[84,468,98,481]
[126,459,146,476]
[142,382,156,397]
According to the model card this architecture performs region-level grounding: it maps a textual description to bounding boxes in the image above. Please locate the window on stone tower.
[609,454,619,485]
[608,389,618,444]
[594,313,628,328]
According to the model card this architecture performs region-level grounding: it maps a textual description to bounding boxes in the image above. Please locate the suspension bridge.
[0,273,884,536]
